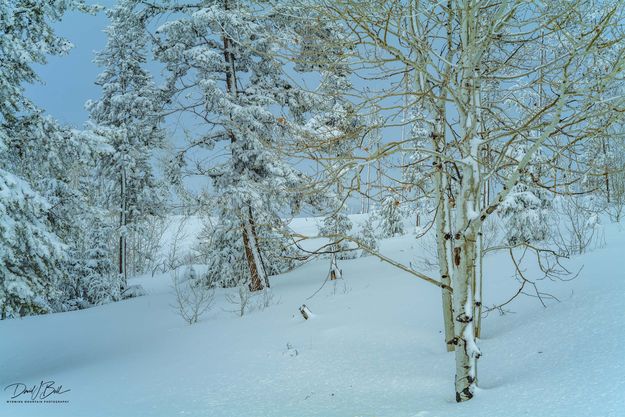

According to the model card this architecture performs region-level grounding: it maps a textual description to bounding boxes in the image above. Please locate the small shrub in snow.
[225,286,277,317]
[356,215,379,257]
[499,182,551,245]
[376,195,405,238]
[225,285,252,317]
[319,208,357,260]
[552,195,605,255]
[172,266,214,325]
[255,288,279,311]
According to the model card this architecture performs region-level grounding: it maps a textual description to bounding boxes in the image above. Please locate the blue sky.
[25,0,116,127]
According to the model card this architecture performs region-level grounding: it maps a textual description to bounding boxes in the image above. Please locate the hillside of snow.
[1,216,624,417]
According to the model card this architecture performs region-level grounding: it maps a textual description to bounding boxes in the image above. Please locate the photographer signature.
[4,381,70,400]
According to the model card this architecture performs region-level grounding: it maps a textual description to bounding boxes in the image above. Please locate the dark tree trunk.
[242,218,264,292]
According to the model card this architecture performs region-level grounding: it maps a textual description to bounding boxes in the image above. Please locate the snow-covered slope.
[1,218,624,417]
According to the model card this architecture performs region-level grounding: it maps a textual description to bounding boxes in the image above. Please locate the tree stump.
[299,304,312,320]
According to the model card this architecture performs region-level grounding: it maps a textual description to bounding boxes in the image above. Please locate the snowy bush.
[0,171,65,319]
[319,209,357,260]
[121,284,147,300]
[376,196,405,238]
[225,285,253,318]
[499,183,552,245]
[553,195,604,255]
[200,214,251,289]
[356,215,379,256]
[172,266,214,325]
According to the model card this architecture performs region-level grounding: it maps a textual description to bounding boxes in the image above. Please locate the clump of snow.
[121,284,147,300]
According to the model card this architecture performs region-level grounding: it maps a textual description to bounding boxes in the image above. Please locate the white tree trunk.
[452,1,482,400]
[451,161,482,402]
[433,133,455,352]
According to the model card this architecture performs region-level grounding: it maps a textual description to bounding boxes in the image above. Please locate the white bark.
[452,1,483,400]
[434,132,455,352]
[329,253,342,281]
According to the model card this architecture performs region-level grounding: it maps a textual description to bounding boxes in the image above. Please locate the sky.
[25,0,116,128]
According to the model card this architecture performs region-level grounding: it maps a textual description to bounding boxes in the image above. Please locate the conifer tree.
[87,0,166,286]
[377,195,405,238]
[155,0,311,291]
[0,0,96,318]
[16,119,116,309]
[499,140,551,245]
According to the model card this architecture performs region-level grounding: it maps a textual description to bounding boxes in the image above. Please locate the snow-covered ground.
[2,217,624,417]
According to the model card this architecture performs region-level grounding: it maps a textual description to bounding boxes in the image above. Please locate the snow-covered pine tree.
[0,0,93,125]
[377,195,405,238]
[199,196,298,289]
[499,139,552,246]
[155,1,310,292]
[64,212,118,309]
[307,75,359,264]
[0,171,65,318]
[12,117,119,310]
[602,140,625,221]
[355,214,379,257]
[87,0,167,287]
[318,209,354,260]
[0,0,98,318]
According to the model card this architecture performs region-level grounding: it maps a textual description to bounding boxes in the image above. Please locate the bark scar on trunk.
[453,247,462,266]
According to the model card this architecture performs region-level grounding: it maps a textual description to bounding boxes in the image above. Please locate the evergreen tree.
[87,0,167,286]
[155,0,310,291]
[355,214,379,257]
[85,215,120,304]
[377,195,405,238]
[318,208,355,261]
[499,140,552,246]
[0,172,65,318]
[16,120,117,309]
[0,0,96,318]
